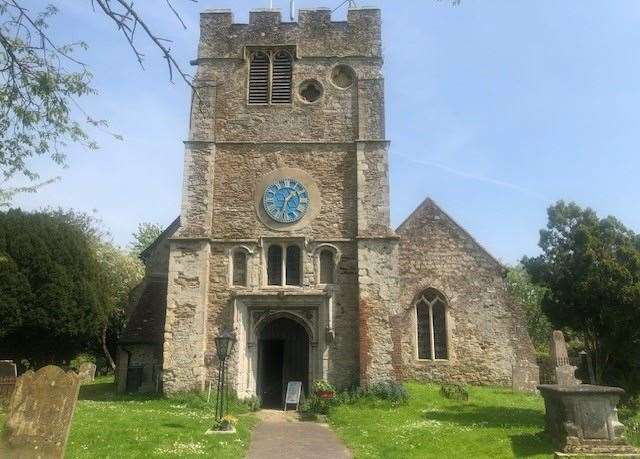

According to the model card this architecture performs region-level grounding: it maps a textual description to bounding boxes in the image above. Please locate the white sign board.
[284,381,302,411]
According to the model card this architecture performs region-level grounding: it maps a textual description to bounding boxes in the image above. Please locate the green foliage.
[522,201,640,391]
[69,353,96,371]
[440,383,469,401]
[506,265,552,353]
[130,222,163,257]
[312,379,335,393]
[0,208,143,368]
[0,4,98,187]
[0,209,102,359]
[366,381,410,403]
[244,395,261,412]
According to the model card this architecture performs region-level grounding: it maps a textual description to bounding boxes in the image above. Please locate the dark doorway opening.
[258,317,309,409]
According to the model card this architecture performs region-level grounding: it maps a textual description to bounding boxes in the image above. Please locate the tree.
[130,222,163,258]
[0,208,103,364]
[506,265,552,353]
[523,201,640,390]
[94,241,143,370]
[0,1,195,201]
[0,208,144,370]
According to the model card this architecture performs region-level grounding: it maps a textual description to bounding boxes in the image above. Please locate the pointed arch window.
[248,49,293,105]
[416,288,448,360]
[232,250,248,286]
[319,249,335,284]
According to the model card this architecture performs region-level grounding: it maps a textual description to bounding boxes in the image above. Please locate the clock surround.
[262,178,310,223]
[255,167,320,232]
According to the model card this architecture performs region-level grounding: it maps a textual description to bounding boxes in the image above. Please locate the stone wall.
[395,199,535,385]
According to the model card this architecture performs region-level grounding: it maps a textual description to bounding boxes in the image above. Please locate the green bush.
[70,353,96,371]
[245,395,261,412]
[440,383,469,401]
[367,381,409,404]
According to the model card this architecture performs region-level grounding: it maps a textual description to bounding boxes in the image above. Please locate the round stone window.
[331,64,355,89]
[298,79,323,103]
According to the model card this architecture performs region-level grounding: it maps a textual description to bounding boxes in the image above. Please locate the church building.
[116,7,535,404]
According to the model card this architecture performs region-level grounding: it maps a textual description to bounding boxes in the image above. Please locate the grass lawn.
[328,382,640,459]
[1,376,257,458]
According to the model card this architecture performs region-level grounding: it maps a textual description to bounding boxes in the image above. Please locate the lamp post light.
[214,329,236,423]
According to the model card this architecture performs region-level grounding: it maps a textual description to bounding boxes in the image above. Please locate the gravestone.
[550,330,581,386]
[0,360,17,401]
[78,362,96,384]
[512,360,540,393]
[1,365,81,458]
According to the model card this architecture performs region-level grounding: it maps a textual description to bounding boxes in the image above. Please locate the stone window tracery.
[416,288,448,360]
[266,242,302,286]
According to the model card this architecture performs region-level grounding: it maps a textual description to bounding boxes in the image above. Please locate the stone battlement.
[197,7,381,60]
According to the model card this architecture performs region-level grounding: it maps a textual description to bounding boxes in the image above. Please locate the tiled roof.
[120,280,167,344]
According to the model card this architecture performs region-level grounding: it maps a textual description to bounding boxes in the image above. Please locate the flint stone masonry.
[123,6,536,396]
[539,384,640,456]
[1,366,80,459]
[395,198,536,385]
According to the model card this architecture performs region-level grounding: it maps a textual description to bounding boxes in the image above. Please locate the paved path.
[246,410,352,459]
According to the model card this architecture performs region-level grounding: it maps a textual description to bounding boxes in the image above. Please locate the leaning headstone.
[550,330,581,386]
[1,365,81,458]
[78,362,96,384]
[512,360,540,393]
[0,360,17,401]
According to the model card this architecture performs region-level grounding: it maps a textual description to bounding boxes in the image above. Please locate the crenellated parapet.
[197,7,381,60]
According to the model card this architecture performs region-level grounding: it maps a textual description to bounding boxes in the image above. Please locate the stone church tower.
[162,7,397,397]
[117,7,535,401]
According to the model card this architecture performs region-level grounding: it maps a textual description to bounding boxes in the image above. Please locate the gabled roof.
[119,280,167,345]
[396,197,505,271]
[139,217,180,261]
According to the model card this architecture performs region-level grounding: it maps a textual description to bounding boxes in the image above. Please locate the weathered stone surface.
[551,330,571,367]
[556,365,581,386]
[0,360,16,377]
[539,384,640,456]
[124,6,536,396]
[78,362,96,384]
[395,198,536,385]
[512,361,540,393]
[1,365,80,458]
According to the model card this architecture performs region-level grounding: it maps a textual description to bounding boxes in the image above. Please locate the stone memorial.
[512,360,540,393]
[550,330,581,386]
[0,360,17,401]
[538,384,640,457]
[1,365,81,458]
[78,362,96,384]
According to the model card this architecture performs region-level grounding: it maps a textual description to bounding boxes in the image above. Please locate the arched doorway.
[257,316,309,408]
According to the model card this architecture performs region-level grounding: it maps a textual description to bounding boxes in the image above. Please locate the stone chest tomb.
[116,6,535,405]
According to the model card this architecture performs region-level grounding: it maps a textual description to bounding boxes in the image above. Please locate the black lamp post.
[214,329,236,422]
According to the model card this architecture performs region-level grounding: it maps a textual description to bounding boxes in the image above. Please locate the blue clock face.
[263,178,310,223]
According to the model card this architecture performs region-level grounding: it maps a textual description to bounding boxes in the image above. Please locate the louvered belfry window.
[271,50,292,104]
[248,51,269,104]
[248,49,293,105]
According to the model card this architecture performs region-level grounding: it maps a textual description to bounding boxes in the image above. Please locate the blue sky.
[11,0,640,264]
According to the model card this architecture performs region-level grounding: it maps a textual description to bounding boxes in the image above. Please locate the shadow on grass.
[423,404,554,457]
[510,432,554,457]
[161,422,187,429]
[78,382,162,402]
[425,404,545,428]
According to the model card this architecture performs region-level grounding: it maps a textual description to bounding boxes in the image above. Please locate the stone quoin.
[116,7,535,403]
